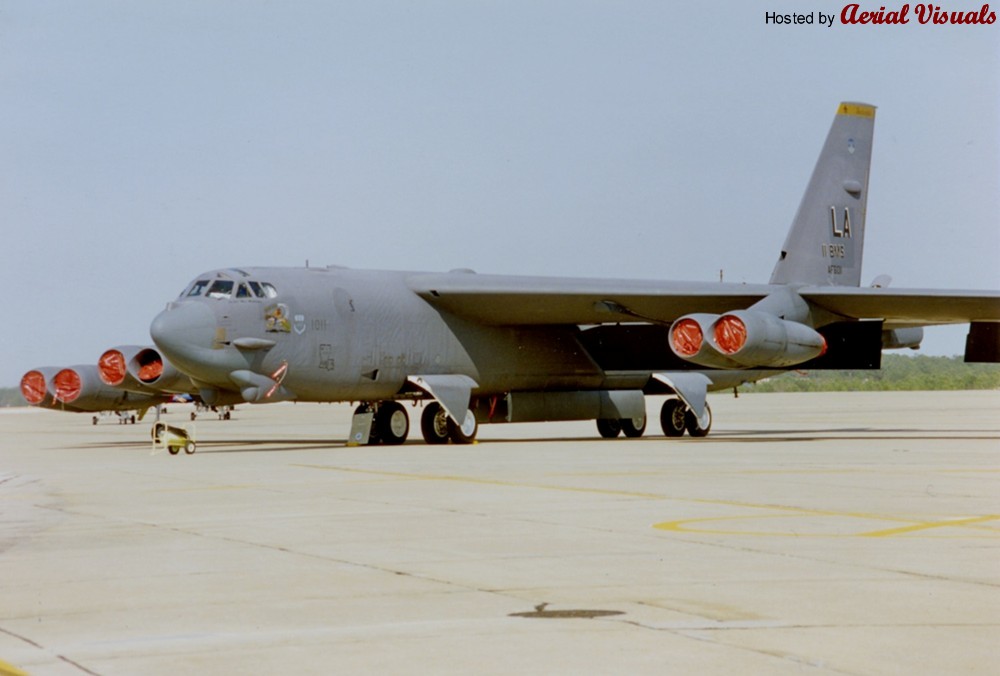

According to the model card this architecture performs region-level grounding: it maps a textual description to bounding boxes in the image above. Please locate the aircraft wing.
[800,287,1000,326]
[409,273,1000,327]
[407,273,774,325]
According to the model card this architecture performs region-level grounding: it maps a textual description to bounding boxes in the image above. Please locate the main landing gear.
[420,401,477,445]
[190,405,232,421]
[596,416,647,439]
[595,399,711,439]
[359,398,707,445]
[351,401,479,446]
[658,398,712,438]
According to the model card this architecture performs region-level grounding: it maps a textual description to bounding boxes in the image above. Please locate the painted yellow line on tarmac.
[293,464,666,499]
[0,659,29,676]
[860,514,1000,538]
[654,513,1000,538]
[654,515,819,537]
[149,484,259,493]
[293,464,1000,538]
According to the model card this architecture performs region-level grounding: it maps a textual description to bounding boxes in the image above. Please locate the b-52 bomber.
[24,102,1000,448]
[141,102,1000,448]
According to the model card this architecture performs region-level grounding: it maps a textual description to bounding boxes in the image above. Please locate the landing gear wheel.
[596,418,621,438]
[184,440,196,454]
[168,445,180,455]
[621,416,646,438]
[420,402,450,445]
[685,403,712,438]
[447,409,478,445]
[660,399,687,437]
[376,402,410,445]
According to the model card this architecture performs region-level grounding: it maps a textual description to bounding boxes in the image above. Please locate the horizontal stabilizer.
[802,287,1000,325]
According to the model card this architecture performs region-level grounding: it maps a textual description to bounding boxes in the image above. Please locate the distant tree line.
[741,354,1000,392]
[0,388,28,407]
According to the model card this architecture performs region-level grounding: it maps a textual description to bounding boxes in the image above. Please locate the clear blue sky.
[2,1,998,386]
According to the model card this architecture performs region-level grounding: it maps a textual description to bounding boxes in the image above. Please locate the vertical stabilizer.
[770,102,876,287]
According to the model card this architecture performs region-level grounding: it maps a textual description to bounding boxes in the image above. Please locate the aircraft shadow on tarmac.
[70,439,349,453]
[66,427,1000,454]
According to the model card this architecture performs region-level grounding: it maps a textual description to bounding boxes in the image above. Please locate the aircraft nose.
[150,302,218,361]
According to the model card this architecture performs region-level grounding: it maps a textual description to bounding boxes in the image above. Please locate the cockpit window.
[260,282,278,298]
[247,281,264,298]
[236,283,251,298]
[185,280,210,297]
[207,280,234,299]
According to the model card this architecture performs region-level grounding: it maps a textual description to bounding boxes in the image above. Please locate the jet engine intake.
[99,345,192,394]
[667,314,744,369]
[129,348,189,392]
[669,310,827,368]
[98,348,131,386]
[20,367,60,406]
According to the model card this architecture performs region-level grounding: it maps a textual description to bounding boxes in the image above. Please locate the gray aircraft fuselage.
[150,266,710,406]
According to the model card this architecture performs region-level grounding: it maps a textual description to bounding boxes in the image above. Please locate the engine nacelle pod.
[708,310,826,368]
[668,314,744,369]
[54,365,128,408]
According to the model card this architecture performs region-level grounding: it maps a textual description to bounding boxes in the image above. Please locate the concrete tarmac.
[1,391,998,675]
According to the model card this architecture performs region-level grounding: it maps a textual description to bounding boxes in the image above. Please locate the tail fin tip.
[837,102,877,118]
